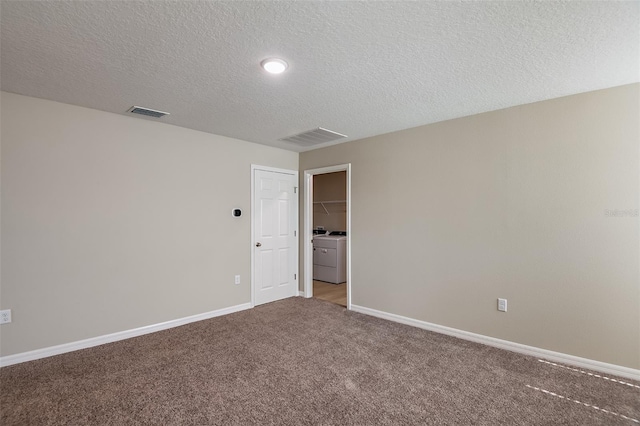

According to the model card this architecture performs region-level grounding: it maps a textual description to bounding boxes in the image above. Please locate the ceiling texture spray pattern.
[1,1,638,152]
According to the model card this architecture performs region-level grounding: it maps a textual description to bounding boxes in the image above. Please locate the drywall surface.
[313,171,347,232]
[300,84,640,369]
[0,92,298,356]
[2,2,638,151]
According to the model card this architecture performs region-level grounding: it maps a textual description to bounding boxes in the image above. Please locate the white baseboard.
[350,304,640,381]
[298,291,304,297]
[0,302,252,368]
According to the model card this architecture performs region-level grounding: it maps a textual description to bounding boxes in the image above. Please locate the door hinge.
[294,187,297,193]
[294,230,297,236]
[294,273,297,280]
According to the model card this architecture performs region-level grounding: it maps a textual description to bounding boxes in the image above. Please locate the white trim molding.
[351,304,640,382]
[303,164,352,309]
[0,302,252,368]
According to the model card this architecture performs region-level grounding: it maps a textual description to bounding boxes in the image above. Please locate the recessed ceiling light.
[261,58,288,74]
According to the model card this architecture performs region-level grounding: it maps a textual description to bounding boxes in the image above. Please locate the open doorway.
[303,164,351,309]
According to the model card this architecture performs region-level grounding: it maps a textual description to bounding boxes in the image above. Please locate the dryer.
[313,232,347,284]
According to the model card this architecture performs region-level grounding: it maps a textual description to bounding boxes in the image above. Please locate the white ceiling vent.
[127,106,170,118]
[279,128,347,146]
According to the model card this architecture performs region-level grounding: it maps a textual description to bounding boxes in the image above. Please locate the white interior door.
[253,168,298,306]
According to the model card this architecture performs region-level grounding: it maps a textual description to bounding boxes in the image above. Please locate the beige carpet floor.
[1,297,638,425]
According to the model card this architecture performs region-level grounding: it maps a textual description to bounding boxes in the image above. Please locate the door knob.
[256,242,262,247]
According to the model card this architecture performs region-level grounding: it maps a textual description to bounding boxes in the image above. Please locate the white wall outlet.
[234,275,241,285]
[0,309,12,324]
[497,298,507,312]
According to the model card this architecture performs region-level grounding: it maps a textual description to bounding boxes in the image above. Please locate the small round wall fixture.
[261,58,288,74]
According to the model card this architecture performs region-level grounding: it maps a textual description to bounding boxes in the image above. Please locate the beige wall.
[2,85,638,370]
[0,92,298,356]
[313,171,347,231]
[300,84,640,369]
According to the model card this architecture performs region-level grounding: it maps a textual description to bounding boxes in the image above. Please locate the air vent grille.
[127,106,170,118]
[279,127,347,146]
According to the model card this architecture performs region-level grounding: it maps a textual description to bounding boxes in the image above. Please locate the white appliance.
[313,232,347,284]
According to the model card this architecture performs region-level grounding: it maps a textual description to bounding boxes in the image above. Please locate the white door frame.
[303,164,352,310]
[251,164,299,308]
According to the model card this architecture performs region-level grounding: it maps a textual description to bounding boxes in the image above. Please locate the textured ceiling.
[1,1,638,152]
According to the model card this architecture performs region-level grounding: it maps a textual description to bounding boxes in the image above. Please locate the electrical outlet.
[234,275,241,285]
[497,298,507,312]
[0,309,12,324]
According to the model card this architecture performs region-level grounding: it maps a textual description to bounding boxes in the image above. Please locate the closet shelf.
[313,200,346,215]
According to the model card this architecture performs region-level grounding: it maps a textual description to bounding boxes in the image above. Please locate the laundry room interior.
[312,171,347,307]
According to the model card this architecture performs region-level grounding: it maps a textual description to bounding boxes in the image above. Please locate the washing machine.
[313,231,347,284]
